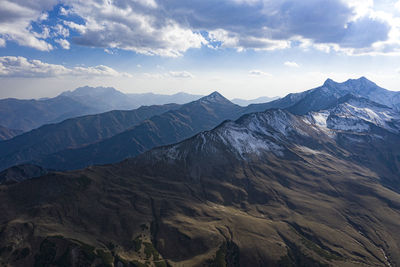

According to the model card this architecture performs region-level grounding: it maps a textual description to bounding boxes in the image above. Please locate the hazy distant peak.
[172,92,194,97]
[231,96,280,106]
[61,86,121,97]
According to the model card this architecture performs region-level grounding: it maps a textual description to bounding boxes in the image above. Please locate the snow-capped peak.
[60,86,119,97]
[309,95,400,134]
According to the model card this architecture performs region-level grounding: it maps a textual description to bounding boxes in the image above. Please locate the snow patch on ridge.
[244,110,309,138]
[218,125,284,157]
[333,101,400,133]
[327,116,370,132]
[311,111,329,127]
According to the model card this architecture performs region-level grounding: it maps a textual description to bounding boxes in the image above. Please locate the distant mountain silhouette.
[0,86,202,132]
[231,96,279,106]
[126,91,203,107]
[0,95,94,132]
[0,103,180,171]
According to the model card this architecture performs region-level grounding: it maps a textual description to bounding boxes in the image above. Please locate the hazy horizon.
[0,76,396,101]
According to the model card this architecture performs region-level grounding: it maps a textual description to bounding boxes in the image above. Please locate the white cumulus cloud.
[62,0,207,57]
[55,39,70,49]
[284,61,300,68]
[0,56,131,78]
[0,0,56,51]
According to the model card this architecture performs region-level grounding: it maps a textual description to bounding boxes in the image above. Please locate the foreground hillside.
[0,95,399,266]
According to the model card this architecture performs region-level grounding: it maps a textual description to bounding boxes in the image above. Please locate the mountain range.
[61,86,204,111]
[0,103,180,172]
[0,91,287,171]
[0,87,201,132]
[0,95,95,132]
[245,77,400,114]
[0,87,400,266]
[0,77,398,173]
[0,86,279,134]
[32,92,244,170]
[0,90,315,171]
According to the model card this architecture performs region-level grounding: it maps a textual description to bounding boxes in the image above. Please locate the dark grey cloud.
[274,0,352,41]
[339,17,391,48]
[154,0,390,49]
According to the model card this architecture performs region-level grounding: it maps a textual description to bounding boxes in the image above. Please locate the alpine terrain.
[0,83,400,266]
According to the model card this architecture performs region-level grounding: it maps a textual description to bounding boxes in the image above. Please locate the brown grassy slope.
[0,137,400,266]
[1,109,400,266]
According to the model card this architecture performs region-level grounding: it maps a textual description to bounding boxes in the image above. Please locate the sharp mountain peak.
[198,91,233,104]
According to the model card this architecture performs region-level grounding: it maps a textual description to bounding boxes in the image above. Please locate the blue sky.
[1,0,400,99]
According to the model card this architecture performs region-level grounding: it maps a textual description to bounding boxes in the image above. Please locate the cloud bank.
[0,56,131,78]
